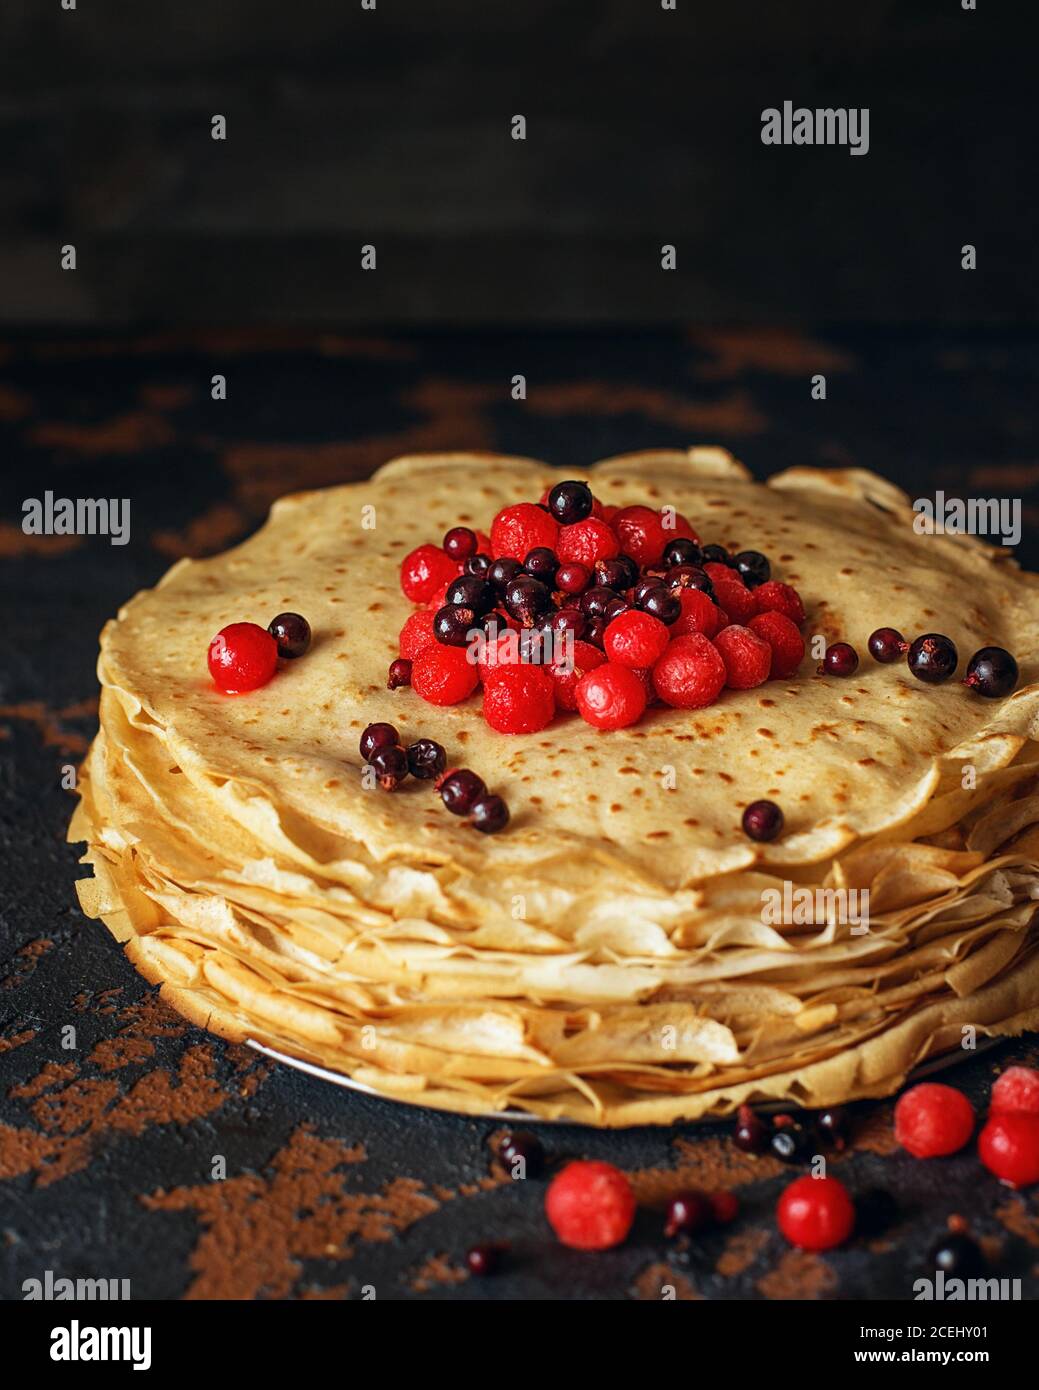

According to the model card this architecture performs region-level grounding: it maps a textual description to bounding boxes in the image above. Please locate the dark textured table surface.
[2,326,1038,1301]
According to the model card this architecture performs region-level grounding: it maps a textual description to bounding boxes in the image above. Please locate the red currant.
[713,624,772,690]
[991,1065,1039,1115]
[894,1083,975,1158]
[544,1160,636,1251]
[777,1175,855,1251]
[400,543,461,604]
[208,623,278,694]
[672,587,724,639]
[482,665,556,733]
[748,611,805,679]
[575,662,648,729]
[978,1112,1039,1186]
[753,580,806,627]
[410,644,480,706]
[550,639,606,711]
[603,609,670,668]
[398,609,436,659]
[556,517,620,568]
[490,503,559,561]
[651,634,726,709]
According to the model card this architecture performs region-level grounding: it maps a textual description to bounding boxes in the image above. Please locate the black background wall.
[1,0,1033,325]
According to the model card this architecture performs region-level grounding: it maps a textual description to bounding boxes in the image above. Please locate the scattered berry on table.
[466,1245,500,1277]
[406,738,446,780]
[367,744,409,790]
[443,525,478,560]
[557,517,621,568]
[927,1232,984,1276]
[906,633,958,684]
[734,1104,770,1153]
[387,657,412,689]
[664,1191,712,1238]
[991,1065,1039,1115]
[821,641,859,677]
[978,1112,1039,1187]
[438,768,486,815]
[714,624,772,690]
[208,622,279,694]
[575,662,648,729]
[400,543,461,604]
[894,1082,975,1158]
[411,643,480,705]
[604,609,671,668]
[652,633,726,708]
[544,1160,636,1251]
[470,793,510,833]
[546,479,594,525]
[816,1106,849,1149]
[963,646,1019,698]
[741,799,784,842]
[482,664,556,733]
[267,611,312,659]
[776,1175,855,1251]
[867,626,908,663]
[360,721,399,761]
[747,611,805,678]
[771,1121,813,1164]
[497,1130,545,1177]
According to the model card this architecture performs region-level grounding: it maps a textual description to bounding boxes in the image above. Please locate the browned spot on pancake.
[757,1249,837,1299]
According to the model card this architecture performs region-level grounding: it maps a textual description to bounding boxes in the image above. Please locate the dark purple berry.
[438,768,486,815]
[434,604,478,646]
[816,1106,849,1149]
[641,587,680,624]
[406,738,446,780]
[580,584,618,618]
[387,658,412,689]
[664,1191,711,1238]
[701,544,733,566]
[663,537,702,568]
[504,575,551,626]
[488,557,523,591]
[734,1106,769,1154]
[821,642,859,677]
[548,607,586,640]
[464,551,492,578]
[734,551,770,588]
[547,479,594,525]
[594,555,638,592]
[667,565,713,595]
[524,546,559,583]
[742,799,784,842]
[907,633,958,684]
[445,575,497,614]
[868,627,908,663]
[603,597,630,621]
[963,646,1018,698]
[470,793,510,834]
[584,616,607,649]
[268,612,311,659]
[555,562,592,595]
[367,743,408,791]
[360,722,399,761]
[497,1130,544,1176]
[928,1233,984,1277]
[443,526,477,560]
[466,1245,500,1277]
[771,1120,813,1165]
[633,577,667,608]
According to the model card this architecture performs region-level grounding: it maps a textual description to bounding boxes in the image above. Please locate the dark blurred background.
[1,0,1033,325]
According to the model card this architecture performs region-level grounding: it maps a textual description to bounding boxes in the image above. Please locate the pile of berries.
[360,721,509,833]
[397,479,808,736]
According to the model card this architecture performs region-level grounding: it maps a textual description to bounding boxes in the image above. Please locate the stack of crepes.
[70,450,1039,1125]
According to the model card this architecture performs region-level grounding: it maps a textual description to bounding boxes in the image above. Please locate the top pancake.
[98,449,1039,897]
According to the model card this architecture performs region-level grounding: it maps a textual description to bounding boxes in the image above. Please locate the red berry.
[978,1112,1039,1187]
[550,639,606,711]
[894,1083,975,1158]
[208,622,278,694]
[748,611,805,679]
[706,564,757,625]
[482,665,556,733]
[400,543,461,604]
[575,662,648,729]
[713,624,772,690]
[651,634,726,709]
[603,609,670,668]
[672,587,725,639]
[612,505,669,567]
[544,1160,636,1251]
[490,503,559,561]
[556,517,620,568]
[398,609,436,659]
[991,1065,1039,1115]
[753,580,806,627]
[443,525,477,560]
[777,1175,855,1251]
[410,644,480,706]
